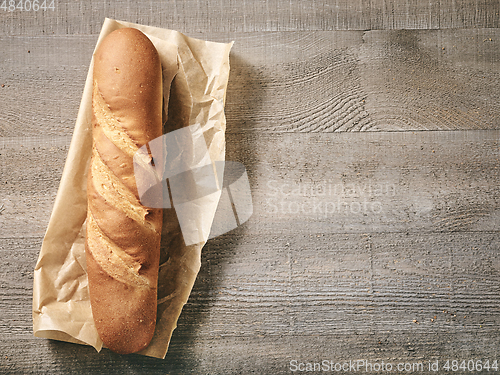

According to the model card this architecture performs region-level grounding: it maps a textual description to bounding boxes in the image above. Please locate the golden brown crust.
[85,27,163,354]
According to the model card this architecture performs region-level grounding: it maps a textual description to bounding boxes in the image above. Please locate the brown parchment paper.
[32,18,233,358]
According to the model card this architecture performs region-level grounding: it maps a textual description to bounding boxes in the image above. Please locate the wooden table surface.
[1,1,499,374]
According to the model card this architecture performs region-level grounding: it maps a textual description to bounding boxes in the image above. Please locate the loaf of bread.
[85,28,164,354]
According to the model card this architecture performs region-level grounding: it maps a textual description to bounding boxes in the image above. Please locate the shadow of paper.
[163,52,263,370]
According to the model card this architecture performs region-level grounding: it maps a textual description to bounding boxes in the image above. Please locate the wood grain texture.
[225,131,500,234]
[0,0,499,373]
[0,137,69,237]
[360,29,500,131]
[1,130,499,373]
[2,227,500,373]
[4,129,497,238]
[0,36,93,137]
[0,0,499,36]
[1,29,498,137]
[225,29,500,132]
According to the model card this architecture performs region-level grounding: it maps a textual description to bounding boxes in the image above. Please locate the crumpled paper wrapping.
[32,18,233,358]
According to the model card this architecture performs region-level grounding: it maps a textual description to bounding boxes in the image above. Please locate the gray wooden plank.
[226,29,500,132]
[7,233,500,343]
[1,130,498,373]
[225,130,499,234]
[195,230,500,333]
[0,0,498,36]
[3,332,500,374]
[0,35,94,137]
[2,130,498,238]
[0,138,68,237]
[359,29,500,131]
[225,30,372,132]
[1,229,499,373]
[1,30,498,137]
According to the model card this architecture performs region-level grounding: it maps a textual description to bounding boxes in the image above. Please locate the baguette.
[85,27,164,354]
